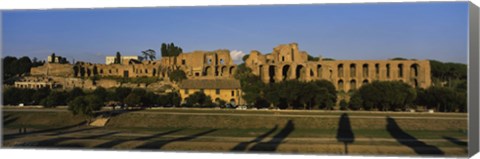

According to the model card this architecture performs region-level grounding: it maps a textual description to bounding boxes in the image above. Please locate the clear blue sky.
[2,2,469,64]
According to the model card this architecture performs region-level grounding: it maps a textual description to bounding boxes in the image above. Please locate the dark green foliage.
[115,87,132,101]
[3,88,24,105]
[430,60,467,86]
[307,55,320,61]
[256,80,336,110]
[131,88,147,97]
[165,92,181,107]
[41,91,68,108]
[349,93,363,110]
[339,99,348,110]
[322,58,335,61]
[415,86,466,112]
[242,54,250,62]
[142,49,156,60]
[160,43,183,57]
[354,81,416,111]
[168,70,187,82]
[68,95,103,122]
[235,63,265,105]
[93,87,107,102]
[254,98,270,109]
[124,93,142,107]
[2,56,40,82]
[391,57,407,60]
[185,91,213,107]
[67,87,85,102]
[32,87,51,105]
[215,98,227,107]
[115,52,121,64]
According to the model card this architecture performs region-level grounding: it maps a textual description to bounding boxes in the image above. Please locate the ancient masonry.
[25,43,431,93]
[245,43,431,91]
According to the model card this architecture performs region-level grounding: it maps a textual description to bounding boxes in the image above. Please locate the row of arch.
[335,63,420,79]
[73,65,160,78]
[204,65,236,77]
[258,63,421,83]
[337,78,420,92]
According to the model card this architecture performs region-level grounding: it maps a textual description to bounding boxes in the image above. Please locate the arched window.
[338,64,344,78]
[362,64,368,78]
[350,80,356,91]
[338,80,344,91]
[350,64,356,77]
[398,64,404,78]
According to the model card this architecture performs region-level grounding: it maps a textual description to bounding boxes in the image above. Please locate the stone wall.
[246,43,432,90]
[30,63,74,77]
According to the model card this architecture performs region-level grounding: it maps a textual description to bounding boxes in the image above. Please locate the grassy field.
[2,108,468,156]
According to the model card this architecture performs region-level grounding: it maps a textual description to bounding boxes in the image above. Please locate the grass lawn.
[2,108,468,156]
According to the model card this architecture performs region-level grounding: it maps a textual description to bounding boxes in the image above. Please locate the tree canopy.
[168,70,187,82]
[353,81,416,111]
[161,43,183,57]
[141,49,156,60]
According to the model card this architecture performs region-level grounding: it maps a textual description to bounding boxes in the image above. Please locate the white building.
[105,55,144,64]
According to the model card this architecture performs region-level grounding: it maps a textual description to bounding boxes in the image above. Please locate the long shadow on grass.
[22,131,119,148]
[231,125,279,152]
[443,136,468,153]
[94,129,183,149]
[248,120,295,152]
[3,121,87,141]
[3,116,19,126]
[47,127,100,136]
[336,113,354,154]
[134,129,217,150]
[386,116,444,155]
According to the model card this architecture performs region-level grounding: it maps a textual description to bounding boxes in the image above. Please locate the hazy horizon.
[2,2,469,64]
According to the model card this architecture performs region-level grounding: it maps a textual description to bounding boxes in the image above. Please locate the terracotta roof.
[179,79,241,89]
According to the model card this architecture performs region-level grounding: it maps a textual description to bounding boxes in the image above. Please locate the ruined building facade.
[25,43,431,93]
[31,50,237,80]
[245,43,432,91]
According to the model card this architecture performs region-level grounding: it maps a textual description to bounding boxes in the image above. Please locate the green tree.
[115,52,122,64]
[115,87,132,102]
[67,87,85,102]
[93,87,107,102]
[3,87,21,105]
[357,81,416,111]
[418,86,465,112]
[242,54,250,62]
[185,91,213,107]
[160,43,183,57]
[32,87,51,105]
[41,91,67,108]
[391,57,407,60]
[50,53,56,63]
[339,99,348,110]
[168,70,187,82]
[124,93,142,108]
[254,98,270,109]
[349,93,363,110]
[68,95,103,124]
[141,49,156,60]
[17,56,33,75]
[307,55,320,61]
[234,63,265,106]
